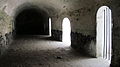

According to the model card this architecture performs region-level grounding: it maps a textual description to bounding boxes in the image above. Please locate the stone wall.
[51,30,62,41]
[110,0,120,67]
[0,10,13,56]
[3,0,101,57]
[0,0,111,58]
[0,0,120,66]
[71,32,96,57]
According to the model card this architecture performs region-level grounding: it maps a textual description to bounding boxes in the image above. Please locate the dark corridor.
[15,8,49,35]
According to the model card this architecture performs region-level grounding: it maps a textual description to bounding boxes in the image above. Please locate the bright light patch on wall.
[62,18,71,46]
[49,18,51,36]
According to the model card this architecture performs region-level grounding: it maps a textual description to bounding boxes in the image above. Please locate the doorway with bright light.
[96,6,112,62]
[62,17,71,47]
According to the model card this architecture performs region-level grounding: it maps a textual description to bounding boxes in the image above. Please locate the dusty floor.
[0,36,110,67]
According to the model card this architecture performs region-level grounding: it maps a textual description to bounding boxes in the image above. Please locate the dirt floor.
[0,36,110,67]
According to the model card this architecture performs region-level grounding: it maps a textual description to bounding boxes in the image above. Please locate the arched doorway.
[62,17,71,46]
[96,6,112,60]
[15,7,49,35]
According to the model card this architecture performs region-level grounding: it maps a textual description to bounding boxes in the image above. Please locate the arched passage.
[96,6,112,60]
[15,7,49,35]
[62,17,71,46]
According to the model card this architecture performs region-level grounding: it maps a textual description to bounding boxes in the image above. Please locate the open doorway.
[62,17,71,46]
[15,7,49,35]
[49,18,52,36]
[96,6,112,61]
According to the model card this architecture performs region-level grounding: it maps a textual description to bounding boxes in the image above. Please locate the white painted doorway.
[96,6,112,60]
[62,17,71,46]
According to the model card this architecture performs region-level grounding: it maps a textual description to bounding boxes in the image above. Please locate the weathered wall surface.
[0,10,13,56]
[0,0,108,57]
[0,0,120,67]
[2,0,96,34]
[110,0,120,67]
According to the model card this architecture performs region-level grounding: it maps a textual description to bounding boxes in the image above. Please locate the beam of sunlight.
[62,18,71,46]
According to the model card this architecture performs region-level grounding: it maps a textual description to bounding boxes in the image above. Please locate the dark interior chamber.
[15,8,49,35]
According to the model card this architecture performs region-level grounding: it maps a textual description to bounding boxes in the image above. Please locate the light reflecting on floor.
[0,36,110,67]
